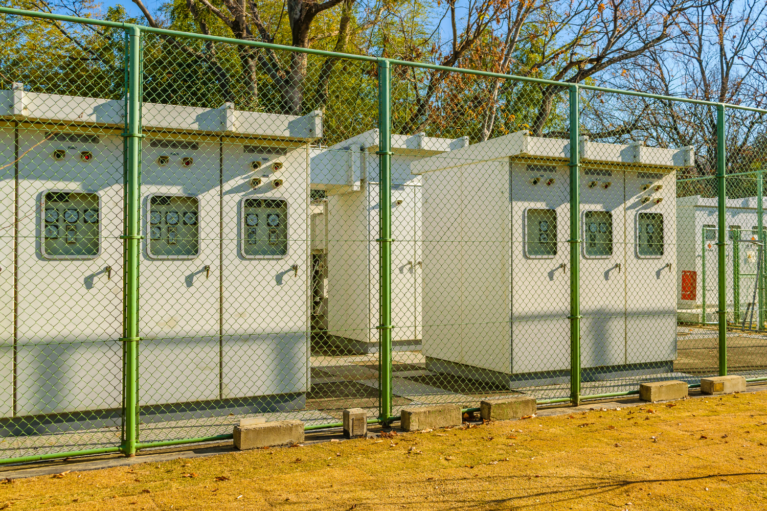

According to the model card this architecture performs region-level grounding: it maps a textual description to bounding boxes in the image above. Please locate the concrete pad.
[343,408,367,438]
[233,420,304,450]
[480,396,536,421]
[700,375,746,395]
[400,405,462,431]
[358,377,473,405]
[239,417,266,427]
[639,380,688,403]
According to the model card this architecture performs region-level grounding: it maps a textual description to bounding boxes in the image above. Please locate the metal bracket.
[120,235,145,240]
[120,132,146,138]
[119,337,142,342]
[375,238,394,243]
[376,325,393,330]
[375,151,392,156]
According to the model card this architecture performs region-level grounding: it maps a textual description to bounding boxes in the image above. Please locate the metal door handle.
[204,265,210,279]
[406,261,413,269]
[416,261,422,268]
[666,263,672,273]
[106,266,112,280]
[292,264,298,277]
[560,263,566,272]
[615,263,621,273]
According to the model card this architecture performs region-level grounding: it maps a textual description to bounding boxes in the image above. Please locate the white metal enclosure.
[0,87,320,418]
[676,196,767,320]
[412,131,693,386]
[311,130,468,353]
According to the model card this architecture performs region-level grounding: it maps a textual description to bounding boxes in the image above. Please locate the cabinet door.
[625,170,677,366]
[16,130,124,415]
[414,185,423,341]
[511,162,570,374]
[579,169,625,369]
[0,127,15,417]
[139,137,221,406]
[220,141,308,399]
[390,186,416,341]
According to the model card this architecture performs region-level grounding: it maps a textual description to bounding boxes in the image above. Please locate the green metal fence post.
[122,24,142,456]
[377,59,393,423]
[717,103,727,376]
[569,84,581,406]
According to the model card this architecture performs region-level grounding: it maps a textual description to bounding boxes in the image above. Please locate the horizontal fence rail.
[0,6,766,465]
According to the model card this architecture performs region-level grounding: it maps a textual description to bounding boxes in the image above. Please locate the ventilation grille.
[526,165,557,173]
[243,145,289,155]
[585,168,613,177]
[47,133,100,144]
[149,140,199,150]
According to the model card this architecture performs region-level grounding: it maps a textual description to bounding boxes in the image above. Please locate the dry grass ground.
[2,392,767,510]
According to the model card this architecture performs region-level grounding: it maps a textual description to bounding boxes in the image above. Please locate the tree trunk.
[238,46,259,110]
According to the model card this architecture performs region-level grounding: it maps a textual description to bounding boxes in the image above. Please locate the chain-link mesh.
[3,8,767,464]
[133,33,380,445]
[0,18,128,459]
[723,108,767,379]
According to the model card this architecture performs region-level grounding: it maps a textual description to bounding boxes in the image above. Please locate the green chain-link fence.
[1,6,766,465]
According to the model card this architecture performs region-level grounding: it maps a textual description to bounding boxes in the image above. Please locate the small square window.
[638,213,664,257]
[241,198,288,258]
[704,224,716,241]
[728,225,741,240]
[147,195,200,259]
[584,211,613,257]
[526,209,557,257]
[41,191,100,259]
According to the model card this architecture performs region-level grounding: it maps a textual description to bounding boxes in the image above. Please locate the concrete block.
[639,380,688,403]
[700,375,746,395]
[480,396,537,421]
[233,420,304,450]
[343,408,368,438]
[400,405,462,432]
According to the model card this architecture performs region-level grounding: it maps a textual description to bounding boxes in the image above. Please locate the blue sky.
[100,0,153,21]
